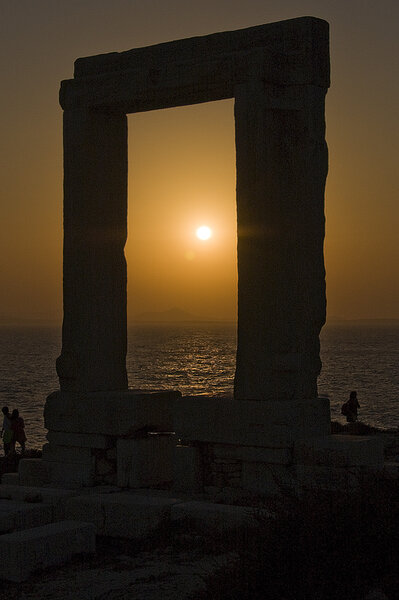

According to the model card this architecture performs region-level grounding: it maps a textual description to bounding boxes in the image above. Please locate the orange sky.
[0,0,398,324]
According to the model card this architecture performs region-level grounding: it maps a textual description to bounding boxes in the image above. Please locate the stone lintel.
[44,390,179,435]
[74,17,329,78]
[60,17,329,112]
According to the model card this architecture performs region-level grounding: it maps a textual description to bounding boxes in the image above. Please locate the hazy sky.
[1,0,398,323]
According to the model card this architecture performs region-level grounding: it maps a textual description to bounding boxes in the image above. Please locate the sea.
[0,322,398,448]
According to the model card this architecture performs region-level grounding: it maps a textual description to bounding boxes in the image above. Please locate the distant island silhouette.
[131,307,233,323]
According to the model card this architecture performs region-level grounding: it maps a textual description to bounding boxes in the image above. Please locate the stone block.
[175,396,330,447]
[63,495,104,531]
[302,396,331,437]
[0,513,13,534]
[64,492,182,538]
[241,462,295,496]
[48,461,95,487]
[295,464,360,492]
[95,458,114,476]
[294,435,384,468]
[18,455,94,488]
[42,443,94,465]
[213,444,292,465]
[173,445,203,493]
[170,501,268,530]
[18,459,51,486]
[117,436,174,488]
[383,462,399,479]
[0,499,53,534]
[203,486,255,505]
[45,389,178,435]
[106,447,117,460]
[1,473,20,485]
[42,444,95,466]
[0,485,76,505]
[46,431,114,449]
[0,520,96,582]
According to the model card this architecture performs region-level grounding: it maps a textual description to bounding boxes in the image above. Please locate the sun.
[196,225,212,241]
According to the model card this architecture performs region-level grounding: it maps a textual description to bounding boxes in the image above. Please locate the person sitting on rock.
[1,406,13,455]
[10,409,27,454]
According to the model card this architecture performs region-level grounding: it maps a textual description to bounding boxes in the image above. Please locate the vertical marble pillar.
[57,108,128,392]
[234,82,328,401]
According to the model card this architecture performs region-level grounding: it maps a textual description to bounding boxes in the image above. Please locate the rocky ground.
[0,528,236,600]
[330,421,399,461]
[0,424,397,600]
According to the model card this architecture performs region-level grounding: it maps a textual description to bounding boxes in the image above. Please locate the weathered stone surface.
[45,390,178,435]
[64,492,182,538]
[117,436,174,488]
[46,431,114,449]
[175,396,330,446]
[0,520,96,582]
[294,435,384,468]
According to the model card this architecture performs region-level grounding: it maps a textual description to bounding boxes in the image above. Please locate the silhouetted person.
[341,391,360,423]
[1,406,13,455]
[10,409,26,454]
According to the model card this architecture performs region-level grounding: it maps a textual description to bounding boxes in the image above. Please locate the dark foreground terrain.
[0,424,397,600]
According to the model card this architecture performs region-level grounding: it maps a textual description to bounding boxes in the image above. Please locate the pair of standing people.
[1,407,26,455]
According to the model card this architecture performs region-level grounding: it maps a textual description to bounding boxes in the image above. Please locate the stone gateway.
[37,17,383,497]
[58,16,329,399]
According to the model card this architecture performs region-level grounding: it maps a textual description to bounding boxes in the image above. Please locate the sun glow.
[196,225,212,240]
